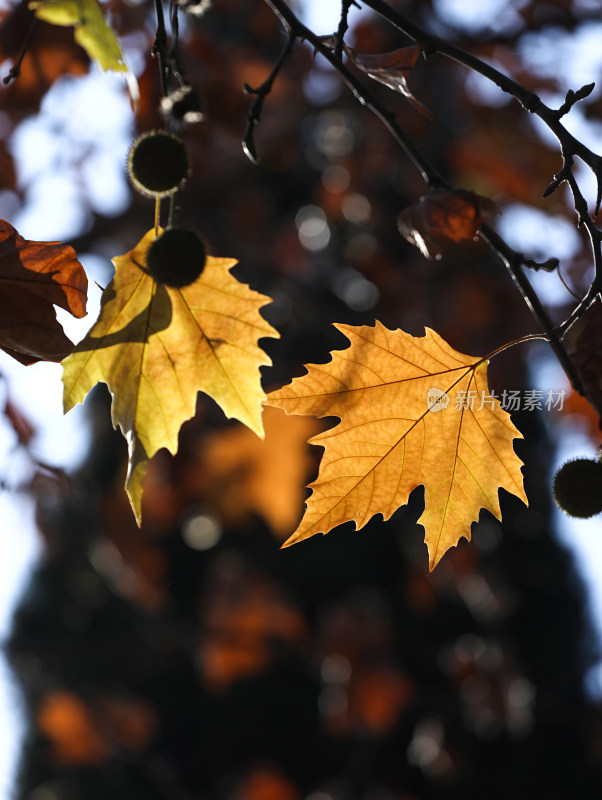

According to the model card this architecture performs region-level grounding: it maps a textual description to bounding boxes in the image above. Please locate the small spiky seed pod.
[552,458,602,519]
[127,131,190,197]
[146,228,206,288]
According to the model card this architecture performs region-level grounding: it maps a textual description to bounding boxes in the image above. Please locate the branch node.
[543,177,562,198]
[556,82,595,119]
[335,0,353,62]
[522,257,559,272]
[543,162,572,198]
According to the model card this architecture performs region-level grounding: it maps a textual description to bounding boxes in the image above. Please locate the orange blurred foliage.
[198,566,307,691]
[195,406,321,539]
[350,667,412,735]
[37,690,157,765]
[234,766,301,800]
[37,691,107,765]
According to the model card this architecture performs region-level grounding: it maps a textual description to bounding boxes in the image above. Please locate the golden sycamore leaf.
[62,228,278,522]
[29,0,138,103]
[267,322,527,570]
[30,0,125,70]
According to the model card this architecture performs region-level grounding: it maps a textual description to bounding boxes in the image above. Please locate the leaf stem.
[478,225,583,392]
[557,267,580,301]
[483,333,549,364]
[154,197,161,236]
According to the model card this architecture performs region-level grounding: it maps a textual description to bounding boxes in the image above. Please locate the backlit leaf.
[0,219,87,364]
[29,0,138,102]
[62,228,278,522]
[397,189,499,259]
[267,322,527,570]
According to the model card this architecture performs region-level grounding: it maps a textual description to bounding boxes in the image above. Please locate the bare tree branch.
[261,0,584,392]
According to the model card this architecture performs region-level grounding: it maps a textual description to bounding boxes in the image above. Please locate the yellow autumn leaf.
[266,322,527,570]
[29,0,138,102]
[62,228,278,522]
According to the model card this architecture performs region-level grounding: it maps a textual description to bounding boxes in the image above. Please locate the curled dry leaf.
[267,322,527,570]
[344,44,432,119]
[397,189,499,259]
[0,219,87,364]
[62,228,279,523]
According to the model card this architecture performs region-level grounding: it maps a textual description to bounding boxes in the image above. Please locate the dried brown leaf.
[0,219,87,364]
[344,44,432,119]
[398,189,498,259]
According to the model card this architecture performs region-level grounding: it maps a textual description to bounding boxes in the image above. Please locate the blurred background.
[1,0,602,797]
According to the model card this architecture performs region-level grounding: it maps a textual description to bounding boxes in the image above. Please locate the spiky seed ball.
[552,458,602,518]
[146,228,206,288]
[128,131,189,197]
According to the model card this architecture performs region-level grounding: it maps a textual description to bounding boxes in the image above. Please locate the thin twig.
[334,0,355,62]
[3,18,39,84]
[558,284,601,337]
[562,160,602,279]
[242,30,296,163]
[168,0,190,87]
[152,0,169,97]
[169,0,180,67]
[557,268,580,301]
[545,157,602,334]
[479,224,584,392]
